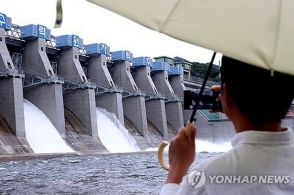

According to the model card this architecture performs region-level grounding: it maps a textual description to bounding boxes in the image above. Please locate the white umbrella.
[87,0,294,76]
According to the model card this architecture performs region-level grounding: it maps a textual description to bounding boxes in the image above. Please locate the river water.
[0,152,220,195]
[1,100,226,194]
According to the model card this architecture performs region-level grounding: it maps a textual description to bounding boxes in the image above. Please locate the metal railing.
[46,35,58,49]
[184,75,216,87]
[144,92,165,101]
[143,91,183,102]
[0,67,24,78]
[79,46,87,56]
[62,79,95,92]
[21,68,108,94]
[5,24,22,40]
[120,87,146,98]
[164,96,183,103]
[94,83,123,95]
[22,68,63,88]
[10,52,23,70]
[190,75,201,83]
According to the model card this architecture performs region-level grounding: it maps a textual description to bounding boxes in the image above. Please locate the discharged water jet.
[96,107,140,153]
[196,139,232,153]
[23,100,74,153]
[160,139,232,153]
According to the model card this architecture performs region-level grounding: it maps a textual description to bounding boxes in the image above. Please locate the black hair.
[221,56,294,125]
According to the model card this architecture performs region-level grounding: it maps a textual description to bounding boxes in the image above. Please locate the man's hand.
[209,85,223,113]
[166,124,196,184]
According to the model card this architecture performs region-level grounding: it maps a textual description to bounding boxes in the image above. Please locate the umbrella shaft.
[189,52,216,122]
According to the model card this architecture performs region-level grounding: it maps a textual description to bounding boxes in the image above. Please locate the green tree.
[191,62,220,83]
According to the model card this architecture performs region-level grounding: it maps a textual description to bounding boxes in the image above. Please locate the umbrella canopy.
[87,0,294,76]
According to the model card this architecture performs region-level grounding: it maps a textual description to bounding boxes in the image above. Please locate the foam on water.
[155,139,232,153]
[24,100,74,153]
[143,147,158,152]
[96,108,140,153]
[196,139,232,153]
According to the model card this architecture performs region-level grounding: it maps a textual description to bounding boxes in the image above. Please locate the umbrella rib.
[159,0,183,32]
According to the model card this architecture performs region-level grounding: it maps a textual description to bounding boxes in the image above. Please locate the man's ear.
[221,83,232,117]
[222,84,233,104]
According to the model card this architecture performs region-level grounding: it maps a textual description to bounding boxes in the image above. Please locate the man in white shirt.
[160,56,294,194]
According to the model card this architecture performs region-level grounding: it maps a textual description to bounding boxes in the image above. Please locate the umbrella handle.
[157,122,194,171]
[158,141,170,171]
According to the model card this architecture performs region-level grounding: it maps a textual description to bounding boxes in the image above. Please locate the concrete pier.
[85,43,124,125]
[169,66,186,98]
[0,26,25,137]
[152,61,184,131]
[62,89,97,136]
[168,66,192,123]
[64,108,106,153]
[0,78,25,137]
[111,51,148,136]
[165,102,184,131]
[56,35,98,137]
[133,57,168,138]
[21,25,65,136]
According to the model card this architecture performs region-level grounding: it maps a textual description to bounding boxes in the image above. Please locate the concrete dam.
[0,13,292,155]
[0,13,190,154]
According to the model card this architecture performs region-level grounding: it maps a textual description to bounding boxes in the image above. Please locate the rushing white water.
[157,139,232,153]
[196,139,232,153]
[96,108,140,153]
[144,147,158,152]
[24,100,74,153]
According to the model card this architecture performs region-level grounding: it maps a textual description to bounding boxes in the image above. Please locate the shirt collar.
[231,128,294,147]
